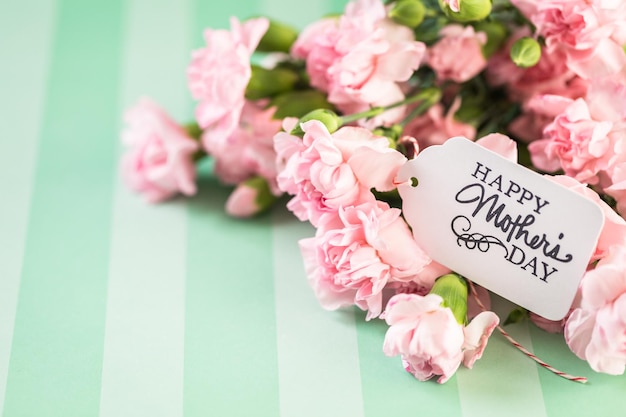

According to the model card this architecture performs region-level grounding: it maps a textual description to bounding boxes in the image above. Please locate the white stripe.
[0,0,56,411]
[267,2,366,411]
[272,209,365,417]
[456,295,548,417]
[98,1,189,416]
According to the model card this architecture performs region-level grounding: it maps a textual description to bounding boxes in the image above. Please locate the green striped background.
[0,0,624,416]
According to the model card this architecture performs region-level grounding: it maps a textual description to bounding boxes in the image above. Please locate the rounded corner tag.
[397,139,604,321]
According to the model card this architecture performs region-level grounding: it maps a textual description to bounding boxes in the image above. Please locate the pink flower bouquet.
[121,0,626,383]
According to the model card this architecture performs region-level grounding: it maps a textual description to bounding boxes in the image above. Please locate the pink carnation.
[291,18,339,91]
[487,29,588,104]
[299,202,432,320]
[383,293,499,383]
[530,78,626,190]
[511,0,626,79]
[529,97,614,185]
[565,246,626,374]
[225,182,261,218]
[121,99,199,203]
[402,98,476,149]
[508,94,577,143]
[291,0,425,126]
[427,25,487,83]
[187,17,269,136]
[204,101,282,192]
[274,120,407,226]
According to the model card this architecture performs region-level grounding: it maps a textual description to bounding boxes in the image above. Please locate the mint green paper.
[0,0,55,411]
[2,0,123,415]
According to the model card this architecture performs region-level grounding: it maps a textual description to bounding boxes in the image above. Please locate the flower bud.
[510,37,541,68]
[290,109,342,137]
[372,123,403,144]
[396,135,420,159]
[225,176,277,218]
[183,122,208,162]
[183,122,203,140]
[270,90,334,119]
[439,0,492,22]
[255,19,298,53]
[372,124,404,144]
[429,273,468,325]
[390,0,426,29]
[245,65,299,100]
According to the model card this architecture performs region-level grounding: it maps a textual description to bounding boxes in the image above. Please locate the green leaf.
[503,307,529,326]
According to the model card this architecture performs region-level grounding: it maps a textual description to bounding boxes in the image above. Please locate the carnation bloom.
[565,245,626,374]
[204,100,282,193]
[291,0,425,126]
[274,119,407,226]
[299,202,432,320]
[427,25,487,83]
[225,177,275,218]
[553,175,626,373]
[510,0,626,79]
[529,78,626,191]
[508,94,578,143]
[531,98,613,183]
[121,99,199,203]
[487,29,588,103]
[402,98,476,149]
[225,183,260,218]
[187,17,269,137]
[383,293,499,383]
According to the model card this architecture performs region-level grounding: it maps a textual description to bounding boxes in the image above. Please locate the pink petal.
[462,311,500,368]
[476,133,518,162]
[349,146,407,191]
[384,293,443,325]
[564,308,596,361]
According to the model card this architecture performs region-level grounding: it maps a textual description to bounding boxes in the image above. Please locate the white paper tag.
[397,137,604,320]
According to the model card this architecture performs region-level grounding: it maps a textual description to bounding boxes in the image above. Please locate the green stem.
[399,87,442,126]
[338,87,442,126]
[339,107,386,125]
[423,7,439,18]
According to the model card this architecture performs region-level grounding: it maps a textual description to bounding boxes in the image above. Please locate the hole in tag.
[410,177,419,187]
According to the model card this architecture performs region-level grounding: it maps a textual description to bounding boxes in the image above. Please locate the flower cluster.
[121,0,626,382]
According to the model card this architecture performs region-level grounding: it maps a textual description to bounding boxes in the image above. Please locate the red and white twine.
[468,280,588,384]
